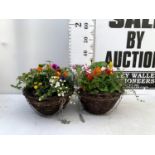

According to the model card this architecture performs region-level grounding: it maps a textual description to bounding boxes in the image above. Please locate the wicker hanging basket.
[23,88,71,115]
[79,91,122,115]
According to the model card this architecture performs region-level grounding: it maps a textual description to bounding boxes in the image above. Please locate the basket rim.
[23,88,72,102]
[79,90,122,97]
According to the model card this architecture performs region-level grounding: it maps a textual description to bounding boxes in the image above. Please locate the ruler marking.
[69,20,96,65]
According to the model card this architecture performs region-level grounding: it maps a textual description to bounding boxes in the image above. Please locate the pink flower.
[51,64,60,70]
[82,64,89,70]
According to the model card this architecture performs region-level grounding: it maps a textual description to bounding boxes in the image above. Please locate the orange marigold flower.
[63,71,68,77]
[92,67,102,76]
[37,66,43,72]
[56,71,61,77]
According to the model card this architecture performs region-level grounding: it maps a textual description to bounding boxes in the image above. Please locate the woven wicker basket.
[23,88,71,115]
[79,91,121,115]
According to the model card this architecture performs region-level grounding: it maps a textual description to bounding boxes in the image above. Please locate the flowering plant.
[11,62,74,101]
[73,61,125,94]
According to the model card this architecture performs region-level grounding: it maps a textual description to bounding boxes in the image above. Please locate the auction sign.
[95,19,155,89]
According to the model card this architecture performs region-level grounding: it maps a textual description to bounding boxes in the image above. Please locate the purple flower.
[60,76,65,80]
[51,64,60,70]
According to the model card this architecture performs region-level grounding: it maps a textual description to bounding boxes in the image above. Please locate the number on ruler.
[84,37,88,43]
[75,22,82,28]
[84,23,88,29]
[73,22,89,29]
[83,50,88,56]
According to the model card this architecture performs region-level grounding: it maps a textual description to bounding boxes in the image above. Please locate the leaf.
[90,61,107,69]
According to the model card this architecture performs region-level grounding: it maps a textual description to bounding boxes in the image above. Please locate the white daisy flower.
[101,67,106,71]
[55,82,60,87]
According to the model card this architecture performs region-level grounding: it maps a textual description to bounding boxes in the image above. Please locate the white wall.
[0,19,69,94]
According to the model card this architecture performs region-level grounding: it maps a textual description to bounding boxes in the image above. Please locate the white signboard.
[95,19,155,89]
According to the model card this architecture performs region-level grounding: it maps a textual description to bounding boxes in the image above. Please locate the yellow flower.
[34,82,37,85]
[108,61,113,69]
[39,82,42,86]
[34,85,38,89]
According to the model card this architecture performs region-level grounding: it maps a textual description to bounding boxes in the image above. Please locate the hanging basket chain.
[131,89,145,103]
[58,97,71,124]
[77,95,85,123]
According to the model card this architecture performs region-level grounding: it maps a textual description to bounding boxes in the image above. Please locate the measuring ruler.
[69,19,96,65]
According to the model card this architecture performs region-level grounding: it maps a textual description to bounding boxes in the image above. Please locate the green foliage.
[74,61,125,94]
[90,61,107,69]
[11,63,74,101]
